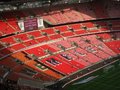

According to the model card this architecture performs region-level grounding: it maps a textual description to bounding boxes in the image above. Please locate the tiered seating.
[0,20,116,59]
[14,33,29,41]
[23,40,38,46]
[105,40,120,54]
[0,12,22,36]
[42,15,57,25]
[40,56,78,75]
[24,40,82,75]
[57,52,85,69]
[12,52,63,80]
[50,11,69,24]
[83,35,116,56]
[70,23,82,30]
[62,31,75,37]
[69,38,103,60]
[55,40,72,48]
[0,18,119,85]
[82,22,94,28]
[35,36,50,43]
[7,19,21,31]
[25,46,45,57]
[26,30,42,38]
[0,36,16,45]
[0,20,16,36]
[97,33,112,40]
[0,20,119,60]
[40,45,58,53]
[55,25,69,32]
[70,48,100,63]
[49,34,62,40]
[69,23,85,34]
[69,36,113,60]
[75,3,96,20]
[0,30,50,57]
[47,42,88,68]
[62,8,82,22]
[41,28,55,35]
[30,2,96,24]
[41,28,63,39]
[10,43,25,51]
[0,0,120,86]
[2,11,21,31]
[81,22,99,33]
[24,43,79,75]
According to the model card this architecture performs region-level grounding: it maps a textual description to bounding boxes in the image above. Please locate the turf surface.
[66,64,120,90]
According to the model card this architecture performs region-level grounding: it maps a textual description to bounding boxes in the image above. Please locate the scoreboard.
[24,18,38,31]
[18,17,44,31]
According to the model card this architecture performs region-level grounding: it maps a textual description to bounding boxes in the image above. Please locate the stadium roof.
[0,0,119,12]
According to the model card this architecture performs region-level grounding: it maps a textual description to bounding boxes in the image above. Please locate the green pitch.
[66,62,120,90]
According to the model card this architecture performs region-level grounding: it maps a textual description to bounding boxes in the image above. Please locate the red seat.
[41,28,55,35]
[105,40,120,54]
[75,29,86,35]
[24,40,38,46]
[97,33,111,40]
[62,31,75,37]
[55,40,72,48]
[27,30,41,38]
[1,25,15,35]
[70,24,81,30]
[36,36,49,43]
[11,43,25,50]
[84,35,116,56]
[57,52,85,69]
[7,19,21,31]
[40,45,58,52]
[0,36,16,45]
[42,15,56,25]
[55,26,68,32]
[25,46,45,57]
[14,34,28,41]
[88,29,99,33]
[49,34,62,40]
[82,22,94,28]
[40,56,78,75]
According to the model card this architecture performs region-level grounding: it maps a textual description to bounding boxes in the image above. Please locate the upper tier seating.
[0,1,119,37]
[0,20,18,36]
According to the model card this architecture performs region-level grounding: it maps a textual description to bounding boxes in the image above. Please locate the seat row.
[0,20,119,59]
[23,34,117,75]
[0,51,63,82]
[0,31,119,82]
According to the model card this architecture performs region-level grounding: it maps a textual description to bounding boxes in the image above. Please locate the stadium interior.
[0,0,120,90]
